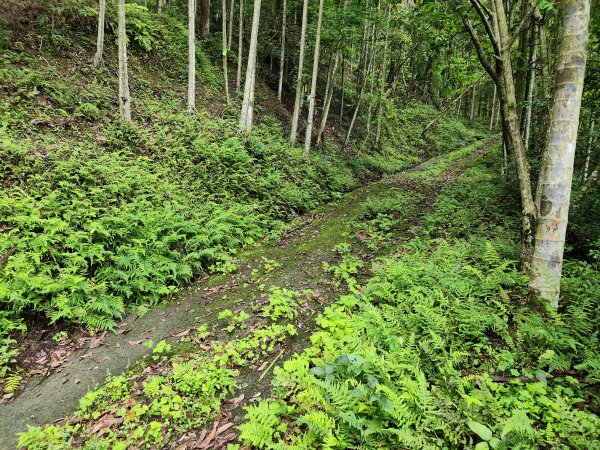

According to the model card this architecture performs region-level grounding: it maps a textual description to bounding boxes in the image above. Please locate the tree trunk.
[228,0,234,49]
[316,40,342,146]
[222,0,230,104]
[375,4,391,147]
[118,0,132,122]
[529,0,590,307]
[277,0,287,101]
[583,114,595,180]
[238,0,261,133]
[470,83,477,120]
[93,0,106,67]
[489,83,497,130]
[188,0,196,113]
[199,0,210,38]
[236,0,244,91]
[289,0,308,145]
[523,40,536,152]
[303,0,325,156]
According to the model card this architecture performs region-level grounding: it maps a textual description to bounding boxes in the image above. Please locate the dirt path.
[0,138,495,448]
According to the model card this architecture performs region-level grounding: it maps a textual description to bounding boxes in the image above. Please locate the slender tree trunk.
[222,0,230,104]
[339,53,345,127]
[188,0,196,113]
[523,41,536,152]
[236,0,244,91]
[344,23,369,148]
[529,0,590,307]
[239,0,261,133]
[489,84,497,130]
[303,0,325,156]
[316,40,342,146]
[228,0,234,49]
[583,114,595,180]
[290,0,308,144]
[118,0,131,122]
[93,0,106,67]
[376,4,391,147]
[470,83,477,120]
[277,0,287,101]
[199,0,210,38]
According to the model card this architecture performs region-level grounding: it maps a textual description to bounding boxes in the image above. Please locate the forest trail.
[0,137,495,448]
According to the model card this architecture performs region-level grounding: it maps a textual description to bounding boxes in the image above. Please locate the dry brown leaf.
[195,422,218,449]
[89,331,108,349]
[91,417,123,434]
[142,327,157,336]
[128,340,143,346]
[172,328,192,338]
[216,423,235,436]
[257,360,269,371]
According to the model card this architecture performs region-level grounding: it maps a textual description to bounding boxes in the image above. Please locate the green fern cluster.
[239,240,600,449]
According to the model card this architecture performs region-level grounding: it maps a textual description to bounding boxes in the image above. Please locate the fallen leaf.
[194,422,218,449]
[216,422,235,436]
[128,340,143,346]
[89,331,108,349]
[224,394,244,406]
[257,360,269,371]
[73,378,80,384]
[142,327,157,336]
[172,329,192,338]
[91,417,123,434]
[97,356,110,363]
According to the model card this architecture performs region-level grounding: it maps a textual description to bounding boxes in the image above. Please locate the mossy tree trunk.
[529,0,590,307]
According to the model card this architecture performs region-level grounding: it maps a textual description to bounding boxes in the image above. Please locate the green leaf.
[468,421,493,441]
[475,442,489,450]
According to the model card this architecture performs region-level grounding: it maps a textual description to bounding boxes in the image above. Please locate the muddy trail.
[0,138,496,448]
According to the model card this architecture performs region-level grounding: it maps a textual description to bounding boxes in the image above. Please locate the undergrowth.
[237,150,600,449]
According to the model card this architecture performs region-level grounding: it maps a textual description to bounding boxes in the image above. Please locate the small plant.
[52,331,68,344]
[218,309,251,332]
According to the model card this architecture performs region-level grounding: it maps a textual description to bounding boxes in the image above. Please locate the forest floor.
[1,137,494,448]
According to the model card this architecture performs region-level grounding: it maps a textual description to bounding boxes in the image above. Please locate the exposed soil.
[0,137,497,449]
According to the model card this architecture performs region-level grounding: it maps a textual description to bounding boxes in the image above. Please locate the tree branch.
[507,0,542,49]
[462,15,498,85]
[469,0,501,58]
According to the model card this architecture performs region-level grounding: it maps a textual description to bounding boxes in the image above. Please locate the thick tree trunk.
[118,0,132,122]
[238,0,261,133]
[222,0,230,104]
[236,0,244,91]
[303,0,325,156]
[199,0,210,38]
[289,0,308,145]
[188,0,196,113]
[277,0,287,101]
[93,0,106,67]
[529,0,590,307]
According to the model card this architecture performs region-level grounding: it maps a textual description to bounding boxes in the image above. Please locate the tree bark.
[93,0,106,67]
[303,0,325,156]
[289,0,308,145]
[118,0,132,122]
[236,0,244,91]
[222,0,230,104]
[188,0,196,113]
[228,0,234,49]
[583,114,595,180]
[529,0,590,306]
[277,0,287,101]
[238,0,261,133]
[199,0,210,38]
[489,84,497,130]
